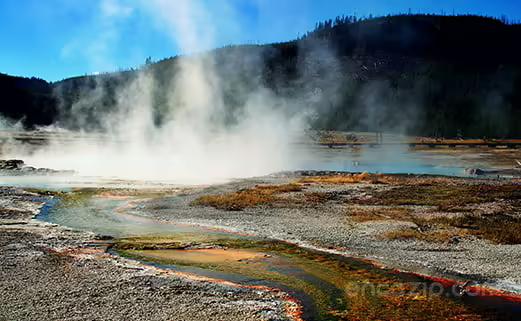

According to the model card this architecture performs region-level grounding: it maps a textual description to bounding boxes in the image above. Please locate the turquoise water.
[295,145,470,176]
[38,197,201,237]
[1,145,493,190]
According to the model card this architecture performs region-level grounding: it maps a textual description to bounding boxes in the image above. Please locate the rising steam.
[10,0,307,184]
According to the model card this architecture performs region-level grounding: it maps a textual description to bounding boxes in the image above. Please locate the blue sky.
[0,0,519,81]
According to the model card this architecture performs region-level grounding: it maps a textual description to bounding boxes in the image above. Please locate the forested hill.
[0,73,56,127]
[1,14,521,137]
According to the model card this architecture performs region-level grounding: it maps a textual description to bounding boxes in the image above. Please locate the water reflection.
[294,145,468,176]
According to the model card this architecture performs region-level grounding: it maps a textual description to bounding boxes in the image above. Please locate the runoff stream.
[36,189,521,321]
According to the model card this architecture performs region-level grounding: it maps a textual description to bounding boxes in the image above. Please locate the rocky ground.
[138,172,521,294]
[2,165,521,320]
[0,187,295,321]
[0,159,75,176]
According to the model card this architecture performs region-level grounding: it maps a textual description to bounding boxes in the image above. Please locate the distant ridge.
[1,14,520,137]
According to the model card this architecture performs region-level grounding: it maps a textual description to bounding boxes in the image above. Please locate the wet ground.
[0,187,294,321]
[2,138,521,188]
[36,183,521,321]
[293,144,521,178]
[2,136,521,320]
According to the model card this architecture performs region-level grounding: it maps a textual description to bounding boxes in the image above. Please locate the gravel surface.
[2,170,520,320]
[140,172,521,294]
[0,187,294,321]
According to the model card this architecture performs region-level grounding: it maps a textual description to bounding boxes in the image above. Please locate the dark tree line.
[1,14,520,138]
[299,14,521,137]
[0,73,57,127]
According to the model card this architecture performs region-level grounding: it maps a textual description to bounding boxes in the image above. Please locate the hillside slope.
[1,14,520,137]
[0,73,56,127]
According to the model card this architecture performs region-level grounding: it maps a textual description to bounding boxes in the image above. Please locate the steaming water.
[0,149,477,189]
[3,142,490,190]
[295,145,468,176]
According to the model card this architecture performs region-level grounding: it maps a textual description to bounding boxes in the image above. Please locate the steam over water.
[1,1,497,185]
[6,0,307,184]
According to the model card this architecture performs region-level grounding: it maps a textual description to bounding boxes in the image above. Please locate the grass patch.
[348,207,413,222]
[114,234,250,250]
[384,228,466,243]
[23,188,99,207]
[385,214,521,244]
[49,188,100,208]
[192,183,303,210]
[431,214,521,245]
[356,183,521,211]
[115,237,189,250]
[299,172,387,185]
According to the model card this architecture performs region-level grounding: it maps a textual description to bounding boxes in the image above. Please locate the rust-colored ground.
[137,248,266,265]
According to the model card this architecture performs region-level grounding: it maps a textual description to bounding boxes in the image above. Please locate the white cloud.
[59,0,136,73]
[100,0,134,18]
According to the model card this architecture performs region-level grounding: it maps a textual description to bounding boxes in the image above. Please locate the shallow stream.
[37,192,521,321]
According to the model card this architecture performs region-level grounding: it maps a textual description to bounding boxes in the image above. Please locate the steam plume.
[10,0,306,184]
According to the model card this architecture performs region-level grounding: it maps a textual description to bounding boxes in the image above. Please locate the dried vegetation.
[354,183,521,211]
[192,183,303,211]
[193,173,389,211]
[193,173,521,245]
[351,180,521,244]
[384,213,521,245]
[299,172,387,185]
[347,207,413,223]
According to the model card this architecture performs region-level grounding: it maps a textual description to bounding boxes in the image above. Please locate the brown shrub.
[479,218,521,244]
[386,214,521,245]
[348,207,413,222]
[303,192,341,205]
[356,183,521,211]
[299,172,387,185]
[431,214,521,245]
[192,183,302,211]
[384,228,466,243]
[254,184,303,193]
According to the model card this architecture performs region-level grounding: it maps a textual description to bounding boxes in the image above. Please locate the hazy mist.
[8,0,310,183]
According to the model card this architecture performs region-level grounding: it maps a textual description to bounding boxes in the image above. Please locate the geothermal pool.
[297,145,467,176]
[2,144,515,189]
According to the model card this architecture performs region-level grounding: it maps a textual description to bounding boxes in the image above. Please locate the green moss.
[51,188,99,208]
